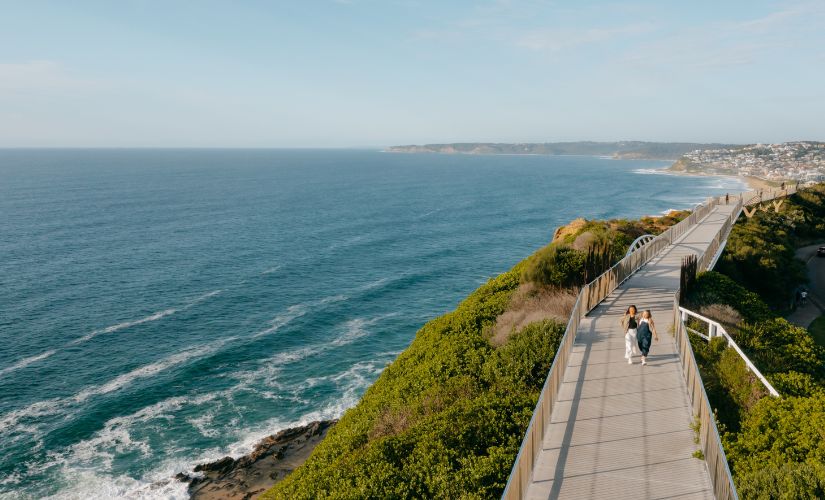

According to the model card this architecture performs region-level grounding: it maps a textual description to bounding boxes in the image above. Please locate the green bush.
[716,348,767,413]
[716,184,825,310]
[522,211,690,289]
[482,320,565,390]
[729,394,825,475]
[736,462,825,500]
[735,319,825,377]
[686,271,773,323]
[521,244,586,288]
[768,371,825,398]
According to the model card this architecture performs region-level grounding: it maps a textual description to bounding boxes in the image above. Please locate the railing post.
[709,323,716,339]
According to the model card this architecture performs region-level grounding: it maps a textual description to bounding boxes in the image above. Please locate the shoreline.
[641,165,765,191]
[177,420,336,500]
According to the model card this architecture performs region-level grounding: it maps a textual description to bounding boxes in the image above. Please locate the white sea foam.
[72,309,177,345]
[39,460,191,500]
[417,208,443,220]
[253,305,308,338]
[0,349,57,378]
[27,352,395,499]
[70,289,221,346]
[0,343,227,437]
[187,411,219,438]
[331,313,398,347]
[252,294,347,338]
[188,289,222,304]
[261,265,282,275]
[632,168,672,175]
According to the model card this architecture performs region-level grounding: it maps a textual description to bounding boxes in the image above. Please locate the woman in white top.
[620,305,639,364]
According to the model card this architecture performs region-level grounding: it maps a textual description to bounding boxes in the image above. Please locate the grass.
[809,315,825,348]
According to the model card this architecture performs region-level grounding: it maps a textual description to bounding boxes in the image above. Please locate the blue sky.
[1,0,823,147]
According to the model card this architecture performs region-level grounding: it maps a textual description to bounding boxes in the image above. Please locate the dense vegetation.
[683,184,825,498]
[264,211,686,498]
[715,183,825,309]
[521,213,687,288]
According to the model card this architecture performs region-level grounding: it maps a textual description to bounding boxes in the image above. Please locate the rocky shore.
[177,420,336,500]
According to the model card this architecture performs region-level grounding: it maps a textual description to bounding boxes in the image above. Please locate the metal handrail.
[501,185,796,499]
[678,307,780,397]
[673,293,739,500]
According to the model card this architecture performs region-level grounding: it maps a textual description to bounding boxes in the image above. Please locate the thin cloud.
[621,1,825,71]
[516,23,655,52]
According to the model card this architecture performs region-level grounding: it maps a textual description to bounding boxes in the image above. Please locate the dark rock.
[178,420,336,500]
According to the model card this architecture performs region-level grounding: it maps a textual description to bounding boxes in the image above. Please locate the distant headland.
[385,141,737,160]
[387,141,825,184]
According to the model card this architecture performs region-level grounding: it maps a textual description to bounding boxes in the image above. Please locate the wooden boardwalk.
[525,204,739,499]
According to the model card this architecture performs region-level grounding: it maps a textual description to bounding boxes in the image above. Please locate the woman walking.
[621,305,639,364]
[636,310,660,365]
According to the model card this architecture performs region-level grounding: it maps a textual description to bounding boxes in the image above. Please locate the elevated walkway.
[525,206,737,499]
[504,186,797,500]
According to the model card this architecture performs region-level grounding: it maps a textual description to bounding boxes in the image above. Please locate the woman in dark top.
[636,310,660,365]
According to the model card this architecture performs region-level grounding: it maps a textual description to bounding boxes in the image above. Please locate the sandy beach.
[658,165,781,192]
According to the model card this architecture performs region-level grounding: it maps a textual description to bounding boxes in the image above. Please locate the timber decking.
[525,205,739,499]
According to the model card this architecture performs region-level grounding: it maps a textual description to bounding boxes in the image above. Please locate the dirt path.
[786,243,825,328]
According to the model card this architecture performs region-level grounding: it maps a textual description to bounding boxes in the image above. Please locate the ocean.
[0,149,746,499]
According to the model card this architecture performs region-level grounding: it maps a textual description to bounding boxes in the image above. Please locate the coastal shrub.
[767,371,825,398]
[689,335,744,430]
[683,185,825,497]
[685,272,772,323]
[715,348,766,413]
[728,394,825,475]
[489,284,575,346]
[716,183,825,310]
[483,320,565,390]
[521,244,586,288]
[736,462,825,500]
[697,303,742,328]
[735,319,825,377]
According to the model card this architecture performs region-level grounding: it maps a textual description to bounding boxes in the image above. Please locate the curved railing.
[625,234,656,257]
[502,185,796,500]
[678,307,780,397]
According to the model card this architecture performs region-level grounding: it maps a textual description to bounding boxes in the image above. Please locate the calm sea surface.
[0,149,745,498]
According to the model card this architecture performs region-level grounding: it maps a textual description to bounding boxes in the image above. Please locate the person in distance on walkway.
[621,305,639,364]
[636,310,659,365]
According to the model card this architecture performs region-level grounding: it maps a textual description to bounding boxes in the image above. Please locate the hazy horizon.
[2,1,824,147]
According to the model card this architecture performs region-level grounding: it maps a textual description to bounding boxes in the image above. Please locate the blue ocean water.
[0,149,745,499]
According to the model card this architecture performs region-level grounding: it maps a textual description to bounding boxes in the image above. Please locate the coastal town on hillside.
[674,141,825,183]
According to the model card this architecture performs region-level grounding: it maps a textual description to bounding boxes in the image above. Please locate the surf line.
[0,290,223,380]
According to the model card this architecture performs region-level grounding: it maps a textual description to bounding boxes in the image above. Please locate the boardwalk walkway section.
[503,187,796,500]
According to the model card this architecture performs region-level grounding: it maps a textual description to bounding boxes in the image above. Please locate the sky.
[1,0,824,147]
